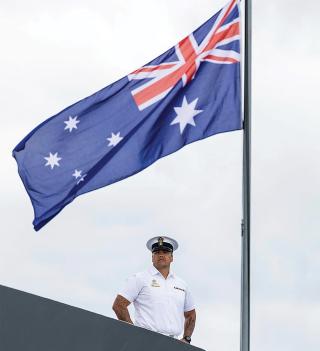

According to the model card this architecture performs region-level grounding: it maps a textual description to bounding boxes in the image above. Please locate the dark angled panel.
[0,285,205,351]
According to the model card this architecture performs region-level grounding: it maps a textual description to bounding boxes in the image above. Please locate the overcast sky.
[0,1,319,350]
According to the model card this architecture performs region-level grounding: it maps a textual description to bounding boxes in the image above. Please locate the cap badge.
[158,237,164,246]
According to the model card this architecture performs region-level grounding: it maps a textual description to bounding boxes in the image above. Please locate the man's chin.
[156,262,168,269]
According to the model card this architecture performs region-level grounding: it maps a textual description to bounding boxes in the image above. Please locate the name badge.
[151,279,161,287]
[174,286,185,292]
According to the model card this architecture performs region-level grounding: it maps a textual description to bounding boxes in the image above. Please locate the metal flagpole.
[240,0,251,351]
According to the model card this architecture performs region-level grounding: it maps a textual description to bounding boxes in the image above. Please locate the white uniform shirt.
[119,266,195,337]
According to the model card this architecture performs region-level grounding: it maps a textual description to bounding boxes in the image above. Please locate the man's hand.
[112,294,133,324]
[179,338,189,343]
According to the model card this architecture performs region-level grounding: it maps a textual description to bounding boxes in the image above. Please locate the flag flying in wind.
[13,0,242,231]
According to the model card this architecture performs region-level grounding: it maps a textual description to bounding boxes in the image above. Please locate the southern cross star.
[64,116,80,132]
[72,169,87,184]
[170,96,203,134]
[72,169,82,179]
[107,132,123,147]
[44,152,62,169]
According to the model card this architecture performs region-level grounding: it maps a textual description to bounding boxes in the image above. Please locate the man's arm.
[112,294,133,324]
[181,309,196,342]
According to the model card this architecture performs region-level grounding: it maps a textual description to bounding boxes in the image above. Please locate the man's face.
[152,250,173,269]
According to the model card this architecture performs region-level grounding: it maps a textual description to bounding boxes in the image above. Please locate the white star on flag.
[44,152,62,169]
[72,169,82,179]
[64,116,80,132]
[170,96,203,134]
[107,132,123,147]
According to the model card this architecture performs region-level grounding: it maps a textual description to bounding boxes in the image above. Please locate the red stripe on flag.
[133,65,186,106]
[204,22,240,53]
[131,64,176,74]
[178,37,198,83]
[179,36,197,62]
[204,55,238,63]
[216,0,238,33]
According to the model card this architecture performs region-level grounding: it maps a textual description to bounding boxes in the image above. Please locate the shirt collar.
[149,266,175,278]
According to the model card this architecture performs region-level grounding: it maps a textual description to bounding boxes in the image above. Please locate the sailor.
[112,236,196,344]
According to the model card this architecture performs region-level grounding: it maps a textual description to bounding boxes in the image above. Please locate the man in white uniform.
[112,236,196,344]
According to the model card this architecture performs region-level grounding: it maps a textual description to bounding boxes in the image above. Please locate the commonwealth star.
[170,96,203,134]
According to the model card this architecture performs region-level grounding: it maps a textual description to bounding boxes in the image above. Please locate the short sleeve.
[118,274,143,303]
[184,287,195,312]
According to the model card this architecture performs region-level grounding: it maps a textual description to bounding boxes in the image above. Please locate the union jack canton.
[13,0,242,231]
[129,0,241,110]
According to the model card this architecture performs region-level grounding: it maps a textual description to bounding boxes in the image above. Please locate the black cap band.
[151,242,173,252]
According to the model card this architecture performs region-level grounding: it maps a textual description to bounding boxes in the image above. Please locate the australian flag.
[13,0,242,231]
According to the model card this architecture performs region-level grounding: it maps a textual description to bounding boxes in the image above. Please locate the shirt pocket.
[140,284,166,303]
[170,286,186,309]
